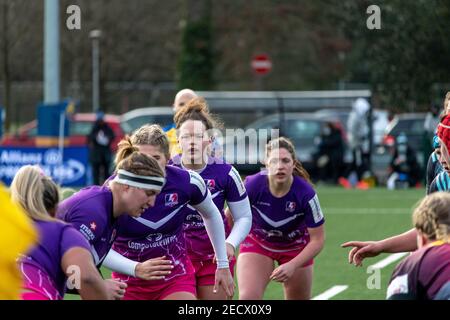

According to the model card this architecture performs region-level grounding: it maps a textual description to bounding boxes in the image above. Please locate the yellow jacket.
[164,124,182,157]
[0,184,37,299]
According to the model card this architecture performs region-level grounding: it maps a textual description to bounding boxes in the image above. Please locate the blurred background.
[1,0,450,301]
[0,0,449,187]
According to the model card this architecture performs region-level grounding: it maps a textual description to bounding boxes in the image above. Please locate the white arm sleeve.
[225,197,252,249]
[192,192,229,269]
[102,249,138,277]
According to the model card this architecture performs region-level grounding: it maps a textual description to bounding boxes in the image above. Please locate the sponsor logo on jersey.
[165,193,179,207]
[260,229,283,238]
[285,201,296,212]
[229,167,246,196]
[79,224,95,241]
[186,214,202,221]
[205,179,216,190]
[146,233,163,242]
[308,195,324,224]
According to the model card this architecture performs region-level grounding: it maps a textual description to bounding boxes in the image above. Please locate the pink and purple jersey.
[18,220,90,300]
[244,172,324,251]
[56,186,119,266]
[112,165,208,285]
[170,155,247,261]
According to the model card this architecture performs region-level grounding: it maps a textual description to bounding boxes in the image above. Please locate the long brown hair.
[174,97,222,131]
[266,137,312,185]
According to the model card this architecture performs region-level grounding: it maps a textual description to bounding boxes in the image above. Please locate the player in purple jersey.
[12,166,110,300]
[105,125,234,300]
[57,151,165,299]
[170,98,252,299]
[236,137,325,300]
[387,192,450,300]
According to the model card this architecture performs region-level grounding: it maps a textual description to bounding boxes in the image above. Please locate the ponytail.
[293,159,312,185]
[10,165,59,221]
[115,136,139,165]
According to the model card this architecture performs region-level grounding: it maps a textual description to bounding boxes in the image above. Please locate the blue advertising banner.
[0,146,90,187]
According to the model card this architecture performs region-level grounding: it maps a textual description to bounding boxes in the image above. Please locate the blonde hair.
[266,137,312,185]
[115,149,164,181]
[115,125,170,164]
[444,91,450,115]
[413,192,450,242]
[10,165,59,221]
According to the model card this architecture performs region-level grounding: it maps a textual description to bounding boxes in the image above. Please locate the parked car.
[380,112,427,169]
[0,113,124,152]
[221,113,351,176]
[120,107,174,134]
[382,113,427,149]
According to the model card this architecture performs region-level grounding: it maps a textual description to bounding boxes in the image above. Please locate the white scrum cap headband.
[113,169,165,191]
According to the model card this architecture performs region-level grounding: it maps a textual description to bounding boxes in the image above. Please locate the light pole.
[44,0,60,104]
[89,29,102,113]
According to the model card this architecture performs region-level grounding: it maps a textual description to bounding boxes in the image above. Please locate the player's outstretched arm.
[341,228,417,267]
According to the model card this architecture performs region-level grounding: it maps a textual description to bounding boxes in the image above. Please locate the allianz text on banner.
[0,146,89,187]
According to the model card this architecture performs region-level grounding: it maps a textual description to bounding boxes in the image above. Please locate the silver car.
[120,107,174,134]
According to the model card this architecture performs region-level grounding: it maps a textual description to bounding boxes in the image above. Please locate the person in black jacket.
[386,133,421,189]
[87,111,115,185]
[315,122,344,184]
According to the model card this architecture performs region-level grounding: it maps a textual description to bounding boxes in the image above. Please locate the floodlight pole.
[90,29,102,113]
[44,0,60,104]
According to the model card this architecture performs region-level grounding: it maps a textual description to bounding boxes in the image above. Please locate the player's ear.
[416,230,429,248]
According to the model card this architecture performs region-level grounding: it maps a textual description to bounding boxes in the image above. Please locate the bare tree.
[1,0,11,131]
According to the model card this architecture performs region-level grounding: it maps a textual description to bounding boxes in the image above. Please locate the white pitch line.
[312,253,408,300]
[312,285,348,300]
[368,252,408,270]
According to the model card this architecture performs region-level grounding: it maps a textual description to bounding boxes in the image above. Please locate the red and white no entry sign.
[251,54,272,75]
